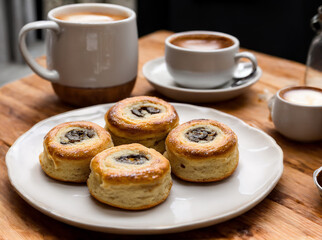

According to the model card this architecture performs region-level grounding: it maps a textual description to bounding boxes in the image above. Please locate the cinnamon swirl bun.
[87,143,172,210]
[105,96,179,153]
[164,119,238,182]
[39,121,113,182]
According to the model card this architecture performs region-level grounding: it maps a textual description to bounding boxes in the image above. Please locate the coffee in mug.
[165,31,258,89]
[170,34,234,51]
[55,12,127,23]
[19,4,138,106]
[280,87,322,106]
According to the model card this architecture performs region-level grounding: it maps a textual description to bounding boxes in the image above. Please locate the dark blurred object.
[137,0,319,63]
[305,5,322,88]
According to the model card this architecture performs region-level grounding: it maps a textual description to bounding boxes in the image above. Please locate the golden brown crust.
[39,152,88,183]
[88,179,172,210]
[40,121,114,183]
[165,119,238,159]
[164,119,239,183]
[88,143,172,210]
[165,147,239,183]
[108,131,167,153]
[105,96,179,140]
[90,143,170,184]
[173,165,238,182]
[44,121,113,161]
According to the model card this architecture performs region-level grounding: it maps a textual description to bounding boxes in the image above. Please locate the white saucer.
[143,57,262,103]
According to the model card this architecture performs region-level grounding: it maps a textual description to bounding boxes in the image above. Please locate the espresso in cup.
[56,12,127,23]
[165,31,257,89]
[170,34,234,51]
[280,87,322,106]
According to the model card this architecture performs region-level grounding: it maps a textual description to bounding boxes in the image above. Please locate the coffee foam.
[282,88,322,106]
[170,34,234,50]
[56,12,127,23]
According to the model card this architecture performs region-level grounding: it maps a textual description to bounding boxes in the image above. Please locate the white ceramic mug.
[19,3,138,106]
[268,86,322,142]
[165,31,257,89]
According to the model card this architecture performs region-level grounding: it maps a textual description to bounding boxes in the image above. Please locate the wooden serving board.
[0,31,321,239]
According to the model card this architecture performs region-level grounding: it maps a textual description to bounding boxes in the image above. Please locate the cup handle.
[234,52,258,79]
[19,21,60,82]
[268,95,276,120]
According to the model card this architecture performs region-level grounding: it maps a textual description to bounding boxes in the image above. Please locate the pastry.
[164,119,238,182]
[87,143,172,210]
[105,96,179,153]
[39,121,113,182]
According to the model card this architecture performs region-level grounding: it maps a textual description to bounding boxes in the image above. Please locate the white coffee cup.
[19,3,138,106]
[165,31,257,89]
[268,86,322,142]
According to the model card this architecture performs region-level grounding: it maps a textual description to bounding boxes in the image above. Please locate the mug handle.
[19,21,60,82]
[234,52,258,79]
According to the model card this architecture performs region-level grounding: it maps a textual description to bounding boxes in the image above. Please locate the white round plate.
[143,57,262,103]
[6,103,283,234]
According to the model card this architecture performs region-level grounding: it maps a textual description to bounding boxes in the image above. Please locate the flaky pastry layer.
[44,121,113,162]
[105,96,179,140]
[165,119,238,159]
[87,143,172,210]
[40,121,113,182]
[89,143,171,184]
[164,119,239,182]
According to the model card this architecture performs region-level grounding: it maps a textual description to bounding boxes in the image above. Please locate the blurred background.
[0,0,320,86]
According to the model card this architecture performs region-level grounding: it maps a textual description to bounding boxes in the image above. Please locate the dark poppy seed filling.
[131,106,161,117]
[116,154,149,165]
[60,129,96,144]
[185,127,217,142]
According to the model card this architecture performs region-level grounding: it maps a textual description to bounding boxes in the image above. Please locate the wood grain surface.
[1,30,321,239]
